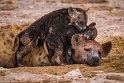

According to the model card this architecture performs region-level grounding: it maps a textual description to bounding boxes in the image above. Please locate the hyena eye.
[84,48,91,51]
[98,51,102,55]
[79,21,83,24]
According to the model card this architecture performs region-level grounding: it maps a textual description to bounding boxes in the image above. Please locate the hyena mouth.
[86,60,100,66]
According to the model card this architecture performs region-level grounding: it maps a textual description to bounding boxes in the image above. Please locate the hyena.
[13,7,88,66]
[66,34,112,66]
[44,22,97,65]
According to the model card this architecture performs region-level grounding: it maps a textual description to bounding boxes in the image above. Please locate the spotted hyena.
[13,7,88,66]
[66,34,112,66]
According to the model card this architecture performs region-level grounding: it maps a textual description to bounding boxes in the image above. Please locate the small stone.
[106,74,124,81]
[19,20,23,23]
[29,6,34,9]
[0,67,10,76]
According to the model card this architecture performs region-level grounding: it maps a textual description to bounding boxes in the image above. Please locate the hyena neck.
[43,9,70,30]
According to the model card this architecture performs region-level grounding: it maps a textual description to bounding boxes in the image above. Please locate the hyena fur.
[13,7,88,66]
[44,22,97,65]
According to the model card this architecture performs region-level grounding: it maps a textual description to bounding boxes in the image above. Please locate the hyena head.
[70,34,112,66]
[83,22,97,40]
[68,7,88,31]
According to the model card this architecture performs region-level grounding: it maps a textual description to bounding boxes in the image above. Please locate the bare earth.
[0,0,124,82]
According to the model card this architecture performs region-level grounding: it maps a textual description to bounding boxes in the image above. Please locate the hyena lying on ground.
[65,34,112,66]
[44,22,97,65]
[13,7,88,66]
[22,34,112,66]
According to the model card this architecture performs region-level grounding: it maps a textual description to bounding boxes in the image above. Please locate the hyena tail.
[44,42,49,55]
[12,36,20,67]
[12,36,20,53]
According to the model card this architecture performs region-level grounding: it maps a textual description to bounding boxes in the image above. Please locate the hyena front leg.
[14,32,37,67]
[15,45,32,67]
[50,48,65,66]
[44,35,65,66]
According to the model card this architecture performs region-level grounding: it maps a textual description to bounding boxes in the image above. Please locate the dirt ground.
[0,0,124,82]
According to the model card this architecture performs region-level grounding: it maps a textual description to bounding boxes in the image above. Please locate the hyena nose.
[92,55,99,62]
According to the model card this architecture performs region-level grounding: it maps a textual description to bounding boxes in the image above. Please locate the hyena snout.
[92,54,99,62]
[87,53,100,66]
[75,21,87,31]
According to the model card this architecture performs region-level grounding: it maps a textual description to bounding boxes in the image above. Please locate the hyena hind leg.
[15,45,32,67]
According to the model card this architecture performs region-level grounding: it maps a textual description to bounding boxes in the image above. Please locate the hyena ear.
[71,34,85,49]
[68,7,79,17]
[88,22,96,27]
[101,41,112,57]
[12,36,19,53]
[88,22,97,39]
[68,7,75,16]
[84,8,90,13]
[44,42,49,55]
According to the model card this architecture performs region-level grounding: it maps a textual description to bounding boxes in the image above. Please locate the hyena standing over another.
[13,7,88,66]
